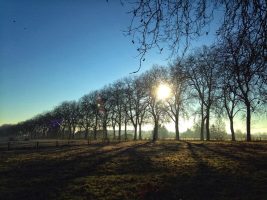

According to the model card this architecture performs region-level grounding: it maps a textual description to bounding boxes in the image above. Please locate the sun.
[156,84,171,100]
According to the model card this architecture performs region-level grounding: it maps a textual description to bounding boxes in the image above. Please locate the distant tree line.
[1,44,266,142]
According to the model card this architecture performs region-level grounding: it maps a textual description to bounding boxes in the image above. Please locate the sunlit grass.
[0,141,267,199]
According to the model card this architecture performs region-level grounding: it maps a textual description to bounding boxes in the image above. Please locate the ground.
[0,140,267,200]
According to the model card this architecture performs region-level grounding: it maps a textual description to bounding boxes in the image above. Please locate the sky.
[0,0,170,125]
[0,0,266,134]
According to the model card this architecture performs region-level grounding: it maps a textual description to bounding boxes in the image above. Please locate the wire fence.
[0,137,265,152]
[0,139,107,151]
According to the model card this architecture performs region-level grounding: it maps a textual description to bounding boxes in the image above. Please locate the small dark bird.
[142,58,145,61]
[132,40,135,44]
[13,20,16,23]
[206,32,208,35]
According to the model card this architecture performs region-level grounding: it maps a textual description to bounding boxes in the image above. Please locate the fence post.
[56,141,59,147]
[36,141,39,150]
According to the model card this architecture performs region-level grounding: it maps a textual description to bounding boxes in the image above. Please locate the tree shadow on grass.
[151,142,223,200]
[147,141,267,200]
[0,141,155,200]
[196,142,267,170]
[113,142,182,174]
[1,141,267,200]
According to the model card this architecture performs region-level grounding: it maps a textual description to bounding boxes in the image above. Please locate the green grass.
[0,141,267,200]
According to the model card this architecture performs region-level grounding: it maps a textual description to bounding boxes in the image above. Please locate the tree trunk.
[175,115,179,140]
[61,126,65,139]
[112,125,116,140]
[229,117,235,141]
[200,117,204,141]
[85,127,88,139]
[93,126,97,140]
[134,124,137,140]
[206,109,210,141]
[138,123,142,140]
[246,102,251,141]
[103,120,108,140]
[72,125,75,139]
[124,120,127,141]
[153,119,158,141]
[93,115,98,140]
[118,123,121,141]
[200,102,204,140]
[69,126,72,140]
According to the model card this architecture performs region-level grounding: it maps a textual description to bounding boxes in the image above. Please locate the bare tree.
[220,35,266,141]
[124,76,148,140]
[143,65,168,141]
[215,56,242,141]
[54,101,79,139]
[185,46,219,140]
[166,61,189,140]
[135,75,150,140]
[111,80,126,141]
[98,86,114,140]
[78,93,97,139]
[126,0,266,71]
[126,0,215,62]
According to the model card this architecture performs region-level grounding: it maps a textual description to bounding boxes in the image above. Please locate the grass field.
[0,140,267,200]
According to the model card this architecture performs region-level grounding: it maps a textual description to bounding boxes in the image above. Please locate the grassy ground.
[0,140,267,200]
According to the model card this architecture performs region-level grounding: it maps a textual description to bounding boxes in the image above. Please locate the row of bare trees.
[2,42,266,141]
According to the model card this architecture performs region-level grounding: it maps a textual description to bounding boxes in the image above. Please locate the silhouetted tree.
[220,34,266,141]
[135,75,150,140]
[143,65,169,141]
[127,0,266,66]
[215,56,242,141]
[78,94,97,139]
[98,86,114,140]
[124,76,149,140]
[54,101,79,139]
[185,46,219,140]
[166,61,189,140]
[111,80,126,141]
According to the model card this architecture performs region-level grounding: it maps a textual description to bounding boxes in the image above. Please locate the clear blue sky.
[0,0,172,125]
[0,0,241,129]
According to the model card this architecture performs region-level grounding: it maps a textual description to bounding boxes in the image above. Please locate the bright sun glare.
[157,84,171,100]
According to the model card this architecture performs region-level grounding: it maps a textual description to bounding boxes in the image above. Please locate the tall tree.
[166,62,189,140]
[54,101,79,139]
[124,76,148,140]
[112,80,125,141]
[78,94,97,139]
[220,35,266,141]
[185,46,219,140]
[216,56,242,141]
[143,65,168,141]
[98,86,114,140]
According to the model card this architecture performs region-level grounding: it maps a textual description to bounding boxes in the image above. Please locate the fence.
[0,139,100,151]
[1,137,266,151]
